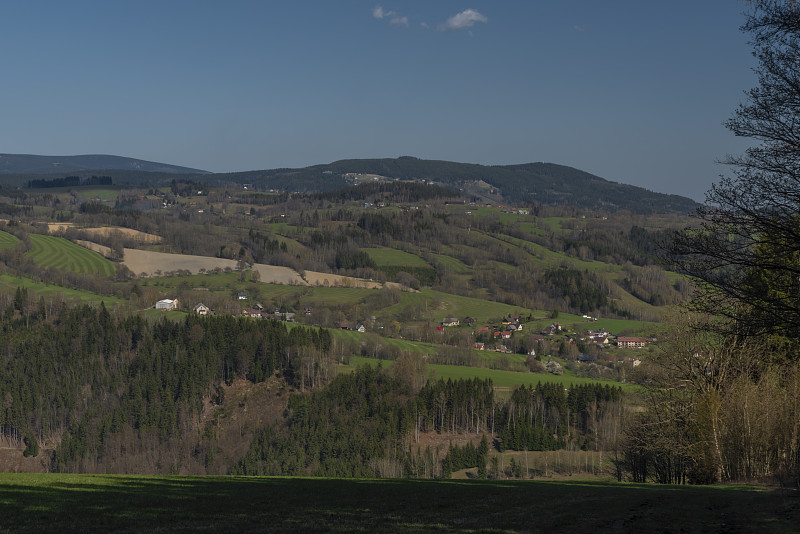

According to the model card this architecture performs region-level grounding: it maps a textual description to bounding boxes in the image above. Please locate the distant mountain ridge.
[225,157,699,214]
[0,153,208,175]
[0,154,698,214]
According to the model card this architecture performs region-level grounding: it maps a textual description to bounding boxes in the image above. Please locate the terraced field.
[0,230,19,250]
[28,234,116,276]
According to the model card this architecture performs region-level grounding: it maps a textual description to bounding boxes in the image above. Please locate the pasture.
[430,253,472,274]
[335,334,440,356]
[523,312,660,336]
[0,474,792,533]
[0,230,19,250]
[364,247,428,267]
[23,185,122,202]
[27,234,116,276]
[381,288,530,325]
[346,356,637,391]
[0,274,125,305]
[427,363,637,391]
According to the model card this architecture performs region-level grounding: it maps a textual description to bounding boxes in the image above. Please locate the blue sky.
[1,1,756,201]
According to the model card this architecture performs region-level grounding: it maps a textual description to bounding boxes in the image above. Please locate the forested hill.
[310,158,699,214]
[208,157,697,214]
[0,155,698,214]
[0,154,208,175]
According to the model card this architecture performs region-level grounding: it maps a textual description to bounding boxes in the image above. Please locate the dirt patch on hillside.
[45,222,73,233]
[304,270,382,289]
[200,376,290,474]
[414,431,486,453]
[123,249,240,277]
[252,263,308,285]
[47,224,162,243]
[89,227,162,243]
[0,447,51,473]
[76,240,113,257]
[123,249,392,289]
[123,249,410,292]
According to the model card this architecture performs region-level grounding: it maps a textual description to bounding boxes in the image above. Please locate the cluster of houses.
[338,322,367,332]
[157,294,653,359]
[575,329,653,351]
[433,312,654,355]
[468,315,526,353]
[154,293,300,324]
[240,304,296,321]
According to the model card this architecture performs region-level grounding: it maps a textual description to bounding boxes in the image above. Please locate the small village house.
[193,303,211,315]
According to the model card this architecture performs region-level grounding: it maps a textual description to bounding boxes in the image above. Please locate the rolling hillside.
[0,153,208,175]
[0,154,699,214]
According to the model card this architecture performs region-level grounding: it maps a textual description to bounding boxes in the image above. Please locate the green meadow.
[27,234,116,276]
[381,288,529,324]
[431,253,472,274]
[0,230,19,249]
[0,474,790,533]
[346,356,637,391]
[23,185,122,202]
[427,363,638,391]
[0,274,125,305]
[364,247,428,267]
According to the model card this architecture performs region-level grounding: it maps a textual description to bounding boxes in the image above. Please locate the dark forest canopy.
[26,175,112,189]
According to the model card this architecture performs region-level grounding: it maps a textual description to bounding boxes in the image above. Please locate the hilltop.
[0,153,208,175]
[0,154,699,214]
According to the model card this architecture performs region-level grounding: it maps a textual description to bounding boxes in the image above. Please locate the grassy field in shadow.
[0,474,797,533]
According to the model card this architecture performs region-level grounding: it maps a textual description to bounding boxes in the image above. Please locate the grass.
[347,356,637,391]
[142,309,189,321]
[364,247,429,267]
[27,234,116,276]
[463,206,527,223]
[428,363,637,391]
[300,287,374,305]
[380,289,529,325]
[0,274,125,305]
[524,312,661,336]
[496,231,620,273]
[0,230,19,250]
[23,186,122,202]
[140,271,243,290]
[0,473,794,533]
[541,216,576,232]
[265,222,300,234]
[430,253,472,274]
[332,332,441,355]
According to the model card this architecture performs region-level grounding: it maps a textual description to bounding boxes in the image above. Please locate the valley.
[0,173,682,481]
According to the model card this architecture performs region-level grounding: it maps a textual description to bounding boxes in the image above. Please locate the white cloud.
[438,9,487,31]
[372,6,395,19]
[573,25,585,32]
[374,6,408,27]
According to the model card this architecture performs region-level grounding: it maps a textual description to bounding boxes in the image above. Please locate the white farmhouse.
[155,298,178,311]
